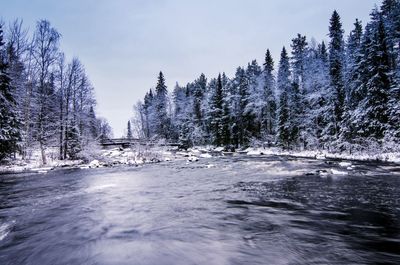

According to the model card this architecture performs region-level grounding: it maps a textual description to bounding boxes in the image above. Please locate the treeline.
[134,1,399,153]
[0,19,112,164]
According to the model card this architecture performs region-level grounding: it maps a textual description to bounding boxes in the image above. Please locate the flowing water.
[0,155,399,265]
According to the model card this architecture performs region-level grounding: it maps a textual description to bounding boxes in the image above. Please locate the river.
[0,155,399,264]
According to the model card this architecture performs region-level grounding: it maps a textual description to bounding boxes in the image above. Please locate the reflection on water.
[0,156,399,265]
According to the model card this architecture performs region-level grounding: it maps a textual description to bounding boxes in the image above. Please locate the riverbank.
[1,145,399,175]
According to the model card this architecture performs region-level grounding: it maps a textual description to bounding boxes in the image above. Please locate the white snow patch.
[330,169,348,175]
[247,149,262,155]
[89,160,100,168]
[176,152,190,157]
[200,153,212,158]
[187,156,199,162]
[339,161,352,167]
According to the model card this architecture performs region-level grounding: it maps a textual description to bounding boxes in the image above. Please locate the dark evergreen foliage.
[135,3,400,152]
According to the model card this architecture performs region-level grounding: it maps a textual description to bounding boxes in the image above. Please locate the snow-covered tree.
[0,24,21,161]
[276,47,292,148]
[328,10,346,140]
[154,72,171,139]
[261,49,276,140]
[126,120,133,139]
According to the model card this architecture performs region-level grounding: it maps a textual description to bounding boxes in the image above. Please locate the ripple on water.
[0,220,15,241]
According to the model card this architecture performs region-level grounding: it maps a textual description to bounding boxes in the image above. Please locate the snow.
[187,156,199,162]
[247,149,263,155]
[330,169,348,175]
[1,144,399,175]
[89,160,101,168]
[339,162,352,167]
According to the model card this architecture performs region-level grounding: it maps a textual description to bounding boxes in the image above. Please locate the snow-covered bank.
[1,144,399,175]
[243,147,400,163]
[0,145,209,175]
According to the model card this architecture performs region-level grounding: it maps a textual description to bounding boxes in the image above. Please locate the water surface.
[0,155,399,264]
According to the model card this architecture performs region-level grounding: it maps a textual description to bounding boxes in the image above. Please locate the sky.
[2,0,381,137]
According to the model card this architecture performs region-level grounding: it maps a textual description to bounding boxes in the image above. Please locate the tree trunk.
[40,140,47,165]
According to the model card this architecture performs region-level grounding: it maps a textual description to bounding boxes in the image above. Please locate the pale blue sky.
[2,0,381,136]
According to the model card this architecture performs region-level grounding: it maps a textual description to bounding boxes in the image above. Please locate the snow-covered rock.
[247,149,262,155]
[32,167,53,172]
[176,151,190,157]
[89,160,100,168]
[339,161,352,167]
[187,156,199,162]
[200,153,212,158]
[214,147,224,152]
[330,168,348,175]
[135,158,144,165]
[189,149,201,154]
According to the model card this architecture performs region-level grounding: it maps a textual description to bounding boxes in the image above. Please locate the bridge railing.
[100,138,180,147]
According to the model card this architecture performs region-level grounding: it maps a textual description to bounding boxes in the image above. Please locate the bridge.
[100,138,181,148]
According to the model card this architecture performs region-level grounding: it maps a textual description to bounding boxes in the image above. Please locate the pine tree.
[154,71,170,139]
[339,19,364,149]
[291,34,308,85]
[193,73,207,126]
[346,19,364,107]
[355,16,392,139]
[88,106,98,139]
[210,74,224,146]
[381,0,400,74]
[276,47,291,148]
[233,67,251,146]
[291,34,308,148]
[262,49,276,140]
[143,89,154,138]
[245,60,262,139]
[328,10,345,139]
[127,120,133,139]
[221,73,231,147]
[0,24,21,161]
[303,41,330,148]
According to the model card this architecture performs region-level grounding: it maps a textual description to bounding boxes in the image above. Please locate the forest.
[0,19,112,164]
[134,0,400,153]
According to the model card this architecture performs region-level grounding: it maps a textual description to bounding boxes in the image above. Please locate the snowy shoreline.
[1,146,399,175]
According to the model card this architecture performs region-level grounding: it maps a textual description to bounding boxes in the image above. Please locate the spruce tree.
[210,74,224,146]
[127,120,133,139]
[328,10,345,138]
[0,25,21,160]
[346,19,364,107]
[235,67,251,146]
[154,71,170,139]
[88,106,98,139]
[262,49,276,139]
[340,19,364,148]
[193,73,207,126]
[276,47,291,148]
[290,34,308,148]
[356,17,392,139]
